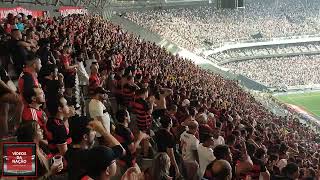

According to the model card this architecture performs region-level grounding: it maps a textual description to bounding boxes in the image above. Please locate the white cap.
[181,99,190,107]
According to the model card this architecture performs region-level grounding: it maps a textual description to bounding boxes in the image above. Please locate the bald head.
[211,160,232,180]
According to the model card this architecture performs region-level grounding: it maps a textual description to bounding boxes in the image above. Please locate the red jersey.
[60,54,75,75]
[22,106,48,135]
[89,73,101,89]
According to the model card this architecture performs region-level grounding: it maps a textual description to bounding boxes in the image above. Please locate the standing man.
[131,88,155,158]
[89,87,112,143]
[18,53,42,104]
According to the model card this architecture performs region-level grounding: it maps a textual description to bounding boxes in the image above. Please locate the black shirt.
[9,39,29,74]
[155,128,175,152]
[64,147,89,180]
[46,118,72,154]
[114,124,135,167]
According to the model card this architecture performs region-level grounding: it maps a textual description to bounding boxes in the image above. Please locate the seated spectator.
[46,94,72,156]
[16,121,63,179]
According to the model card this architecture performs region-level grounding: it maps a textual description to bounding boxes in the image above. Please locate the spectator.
[274,163,300,180]
[0,72,23,137]
[114,109,148,175]
[18,53,42,103]
[197,133,216,179]
[211,160,233,180]
[249,148,270,180]
[9,29,34,75]
[89,86,112,143]
[131,88,155,158]
[151,153,172,180]
[22,86,48,142]
[180,120,199,162]
[16,121,63,179]
[180,120,199,180]
[85,145,125,180]
[46,94,72,155]
[154,115,181,178]
[60,45,77,98]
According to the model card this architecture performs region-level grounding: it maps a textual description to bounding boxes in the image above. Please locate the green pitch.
[276,92,320,118]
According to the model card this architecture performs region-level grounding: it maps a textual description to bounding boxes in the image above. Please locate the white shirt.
[89,99,111,137]
[77,61,89,86]
[213,136,225,148]
[197,143,215,178]
[180,131,199,162]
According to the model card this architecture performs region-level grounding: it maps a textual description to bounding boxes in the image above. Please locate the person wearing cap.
[16,14,24,32]
[84,120,125,180]
[197,133,216,179]
[89,86,112,143]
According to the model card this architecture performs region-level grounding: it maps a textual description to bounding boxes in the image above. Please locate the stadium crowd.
[208,43,320,64]
[224,55,320,87]
[0,12,319,180]
[126,0,320,51]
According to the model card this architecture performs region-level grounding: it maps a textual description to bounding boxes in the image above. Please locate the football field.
[276,92,320,118]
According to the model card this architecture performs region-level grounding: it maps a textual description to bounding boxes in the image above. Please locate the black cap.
[86,145,123,179]
[92,86,109,95]
[68,116,91,144]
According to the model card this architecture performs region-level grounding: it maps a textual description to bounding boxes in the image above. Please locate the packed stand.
[208,42,320,64]
[126,0,320,51]
[0,12,319,180]
[224,55,320,88]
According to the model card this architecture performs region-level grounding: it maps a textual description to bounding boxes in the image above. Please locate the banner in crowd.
[58,6,88,17]
[0,6,44,19]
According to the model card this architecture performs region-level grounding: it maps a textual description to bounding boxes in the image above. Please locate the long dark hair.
[16,121,38,142]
